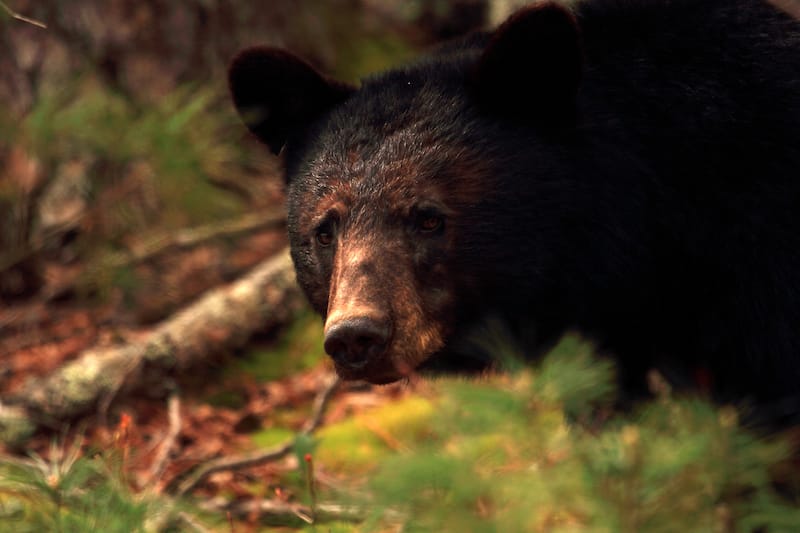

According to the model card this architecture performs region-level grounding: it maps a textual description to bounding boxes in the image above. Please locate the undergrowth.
[312,337,800,532]
[2,337,798,532]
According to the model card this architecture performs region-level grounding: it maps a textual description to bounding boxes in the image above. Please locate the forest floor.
[0,216,409,512]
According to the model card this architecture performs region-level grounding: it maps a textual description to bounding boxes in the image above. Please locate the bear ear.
[228,47,355,154]
[472,2,582,125]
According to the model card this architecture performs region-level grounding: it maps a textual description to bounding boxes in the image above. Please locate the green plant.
[309,337,799,532]
[0,437,152,533]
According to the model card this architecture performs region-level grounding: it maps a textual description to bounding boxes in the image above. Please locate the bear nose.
[324,317,390,371]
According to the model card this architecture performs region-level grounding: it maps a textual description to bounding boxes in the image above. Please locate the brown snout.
[324,315,391,372]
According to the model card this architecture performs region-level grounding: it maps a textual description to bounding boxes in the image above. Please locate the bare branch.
[200,497,365,527]
[142,392,182,490]
[175,511,213,533]
[172,441,294,498]
[122,211,285,266]
[0,1,47,28]
[302,374,341,434]
[172,375,340,497]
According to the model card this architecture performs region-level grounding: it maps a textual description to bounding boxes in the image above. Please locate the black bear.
[229,0,800,416]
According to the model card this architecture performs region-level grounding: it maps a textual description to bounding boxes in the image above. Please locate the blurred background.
[0,0,506,448]
[0,1,517,530]
[0,0,505,307]
[1,2,798,532]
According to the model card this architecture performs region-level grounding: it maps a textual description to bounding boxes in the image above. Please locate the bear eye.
[415,210,444,234]
[316,230,333,246]
[315,220,335,247]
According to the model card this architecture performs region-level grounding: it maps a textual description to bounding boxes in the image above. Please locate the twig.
[175,511,213,533]
[0,1,47,28]
[226,510,235,533]
[40,210,285,302]
[123,210,285,266]
[302,374,341,434]
[200,497,365,527]
[143,392,182,490]
[171,375,340,497]
[172,441,294,497]
[0,209,284,300]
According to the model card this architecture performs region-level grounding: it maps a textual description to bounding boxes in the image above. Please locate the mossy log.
[1,248,304,447]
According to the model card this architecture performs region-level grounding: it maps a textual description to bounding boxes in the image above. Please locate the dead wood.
[1,248,304,447]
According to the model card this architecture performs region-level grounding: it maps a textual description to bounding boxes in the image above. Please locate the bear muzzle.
[323,314,399,382]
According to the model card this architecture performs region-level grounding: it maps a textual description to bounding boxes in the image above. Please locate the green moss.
[302,521,357,533]
[316,397,436,474]
[316,419,390,474]
[233,310,326,382]
[251,427,296,449]
[358,396,436,442]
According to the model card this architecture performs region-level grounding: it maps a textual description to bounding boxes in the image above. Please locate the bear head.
[228,3,583,383]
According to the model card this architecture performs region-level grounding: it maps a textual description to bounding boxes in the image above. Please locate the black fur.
[230,0,800,420]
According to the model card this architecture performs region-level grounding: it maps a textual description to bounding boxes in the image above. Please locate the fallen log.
[1,247,304,447]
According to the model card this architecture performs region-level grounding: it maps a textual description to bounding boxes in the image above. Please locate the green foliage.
[1,76,252,302]
[232,310,327,382]
[283,2,417,83]
[311,336,799,532]
[316,396,435,474]
[22,80,245,228]
[534,335,616,418]
[0,439,155,533]
[252,427,296,449]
